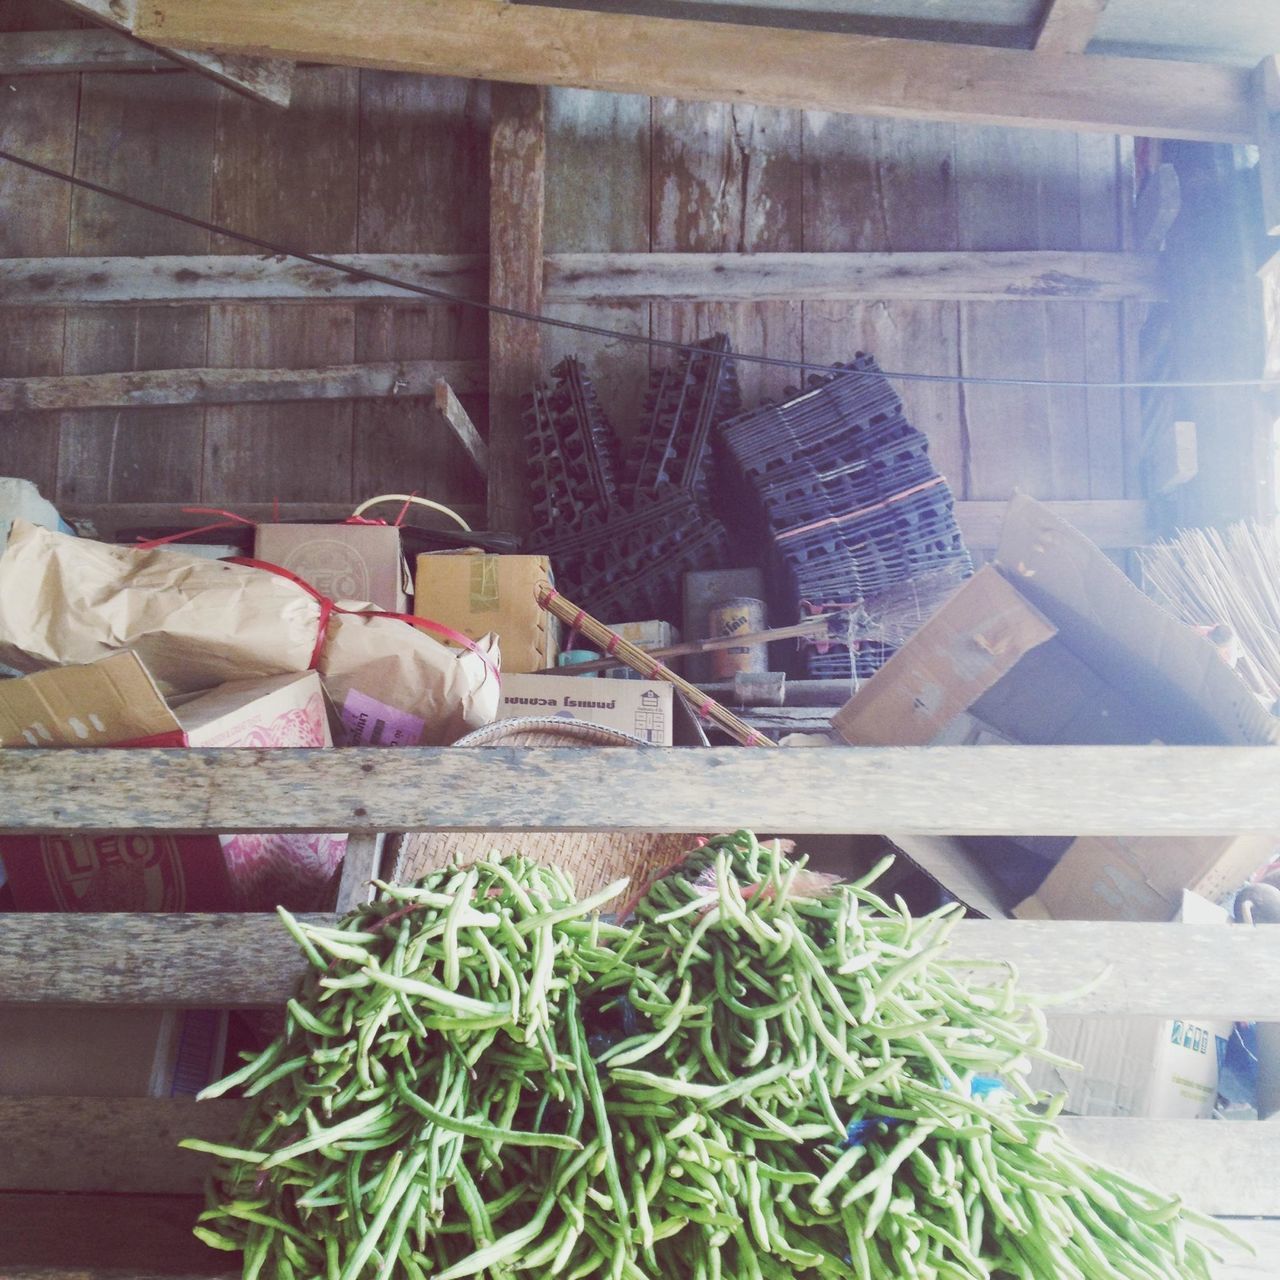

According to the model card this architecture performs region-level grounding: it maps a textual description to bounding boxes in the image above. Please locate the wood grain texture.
[0,6,77,493]
[1253,55,1280,237]
[953,498,1150,548]
[131,0,1257,143]
[9,911,1280,1019]
[0,1193,217,1274]
[0,1097,242,1193]
[543,87,650,441]
[0,28,173,73]
[1033,0,1107,54]
[546,251,1162,304]
[204,65,359,504]
[3,1096,1276,1215]
[0,255,484,307]
[433,379,488,477]
[353,72,489,506]
[333,832,382,913]
[57,70,217,506]
[0,746,1275,837]
[652,98,802,407]
[488,82,545,533]
[0,359,485,412]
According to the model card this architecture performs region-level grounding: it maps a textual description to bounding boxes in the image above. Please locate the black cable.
[1,145,1275,393]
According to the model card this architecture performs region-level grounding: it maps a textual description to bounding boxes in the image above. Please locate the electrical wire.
[1,145,1275,393]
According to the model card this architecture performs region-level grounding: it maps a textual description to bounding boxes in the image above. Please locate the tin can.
[708,596,767,678]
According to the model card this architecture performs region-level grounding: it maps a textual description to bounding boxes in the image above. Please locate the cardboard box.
[835,496,1279,921]
[603,620,677,681]
[1024,893,1232,1119]
[0,655,345,911]
[415,552,556,674]
[0,1007,228,1099]
[255,522,408,612]
[498,673,673,745]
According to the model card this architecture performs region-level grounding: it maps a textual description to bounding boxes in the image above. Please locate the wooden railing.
[1,746,1277,1278]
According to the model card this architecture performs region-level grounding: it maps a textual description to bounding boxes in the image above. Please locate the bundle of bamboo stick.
[1140,521,1280,704]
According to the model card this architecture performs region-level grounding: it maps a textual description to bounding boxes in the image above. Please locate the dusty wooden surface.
[4,1095,1276,1216]
[0,358,484,411]
[0,746,1275,837]
[0,28,173,73]
[1034,0,1107,54]
[11,909,1280,1016]
[488,82,545,532]
[132,0,1256,143]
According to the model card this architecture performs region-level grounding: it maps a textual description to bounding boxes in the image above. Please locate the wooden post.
[1253,55,1280,236]
[488,82,546,534]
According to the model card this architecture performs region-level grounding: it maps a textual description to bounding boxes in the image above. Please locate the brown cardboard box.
[0,655,344,911]
[498,673,673,745]
[255,522,408,612]
[415,552,556,674]
[835,496,1279,922]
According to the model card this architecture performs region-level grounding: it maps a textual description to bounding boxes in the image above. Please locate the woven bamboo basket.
[391,718,702,900]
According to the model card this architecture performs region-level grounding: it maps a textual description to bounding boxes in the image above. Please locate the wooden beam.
[9,910,1280,1018]
[488,82,545,534]
[0,28,174,74]
[53,0,294,107]
[0,254,484,308]
[0,251,1163,309]
[433,378,488,478]
[545,251,1164,304]
[0,746,1275,837]
[1134,162,1181,251]
[1252,55,1280,236]
[0,358,484,412]
[62,500,486,539]
[332,833,382,914]
[1146,420,1199,495]
[954,498,1152,549]
[1033,0,1107,55]
[130,0,1255,143]
[3,1097,1277,1216]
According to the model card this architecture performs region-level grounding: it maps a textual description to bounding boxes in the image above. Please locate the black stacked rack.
[525,340,740,622]
[719,355,971,679]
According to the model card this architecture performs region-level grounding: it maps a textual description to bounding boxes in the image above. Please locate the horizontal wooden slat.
[62,500,486,538]
[0,252,1164,309]
[6,1097,1276,1216]
[7,913,1280,1018]
[0,29,174,74]
[0,1097,240,1194]
[0,747,1274,837]
[545,251,1165,304]
[0,359,485,412]
[133,0,1257,143]
[955,498,1153,549]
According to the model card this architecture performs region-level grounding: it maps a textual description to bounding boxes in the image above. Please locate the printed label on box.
[340,689,427,747]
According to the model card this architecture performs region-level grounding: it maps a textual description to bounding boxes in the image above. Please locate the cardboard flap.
[0,651,181,748]
[176,671,330,748]
[995,494,1279,746]
[883,835,1010,919]
[832,566,1058,746]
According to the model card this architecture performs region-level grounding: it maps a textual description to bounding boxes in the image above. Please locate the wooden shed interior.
[2,0,1279,1276]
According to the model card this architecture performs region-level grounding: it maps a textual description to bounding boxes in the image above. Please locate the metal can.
[708,596,767,678]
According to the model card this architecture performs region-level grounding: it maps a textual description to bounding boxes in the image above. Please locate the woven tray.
[391,718,701,900]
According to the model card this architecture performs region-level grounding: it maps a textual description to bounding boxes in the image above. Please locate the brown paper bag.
[0,521,500,743]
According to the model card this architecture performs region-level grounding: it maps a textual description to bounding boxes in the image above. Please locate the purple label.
[340,689,427,748]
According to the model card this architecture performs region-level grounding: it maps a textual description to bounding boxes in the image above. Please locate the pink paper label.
[340,689,427,747]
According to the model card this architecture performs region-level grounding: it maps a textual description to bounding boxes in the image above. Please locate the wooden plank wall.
[1,0,1139,516]
[0,0,487,511]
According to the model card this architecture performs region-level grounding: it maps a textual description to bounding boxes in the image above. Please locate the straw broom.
[536,585,777,748]
[1140,521,1280,704]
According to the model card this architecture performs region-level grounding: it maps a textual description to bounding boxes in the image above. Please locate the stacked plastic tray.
[524,339,741,622]
[719,355,970,680]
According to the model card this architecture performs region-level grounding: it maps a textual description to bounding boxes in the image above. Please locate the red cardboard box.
[0,653,345,911]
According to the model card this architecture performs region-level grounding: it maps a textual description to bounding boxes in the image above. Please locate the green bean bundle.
[184,858,637,1280]
[610,832,1239,1280]
[187,834,1243,1280]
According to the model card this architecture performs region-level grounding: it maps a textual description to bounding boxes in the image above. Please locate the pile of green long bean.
[187,833,1239,1280]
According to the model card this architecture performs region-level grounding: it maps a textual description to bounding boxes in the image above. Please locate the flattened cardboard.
[415,552,556,674]
[255,523,408,613]
[839,496,1279,922]
[499,674,673,745]
[0,651,183,749]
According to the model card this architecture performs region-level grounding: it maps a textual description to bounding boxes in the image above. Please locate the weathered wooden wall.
[1,0,1139,516]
